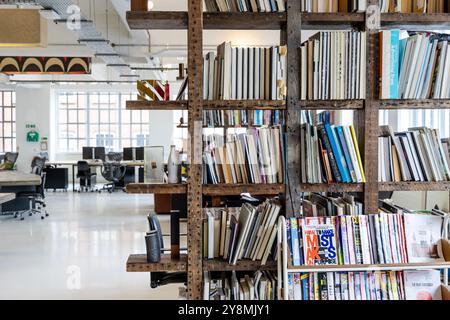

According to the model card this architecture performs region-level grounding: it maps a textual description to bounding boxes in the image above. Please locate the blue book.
[399,38,407,72]
[390,30,400,99]
[290,217,301,266]
[301,274,309,301]
[269,0,277,11]
[336,126,356,183]
[325,123,351,183]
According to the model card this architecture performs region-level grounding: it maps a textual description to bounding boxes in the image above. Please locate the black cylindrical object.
[145,231,161,263]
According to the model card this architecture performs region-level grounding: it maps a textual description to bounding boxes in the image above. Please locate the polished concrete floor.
[0,191,184,300]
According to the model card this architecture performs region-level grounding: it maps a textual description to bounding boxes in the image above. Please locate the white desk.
[0,171,41,187]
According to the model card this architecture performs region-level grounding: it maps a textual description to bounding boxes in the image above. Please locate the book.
[303,224,338,266]
[404,270,443,300]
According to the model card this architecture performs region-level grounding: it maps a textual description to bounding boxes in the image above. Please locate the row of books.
[203,43,287,101]
[302,193,363,217]
[301,0,366,12]
[380,0,450,13]
[204,0,285,12]
[203,127,285,184]
[202,110,283,127]
[203,199,281,265]
[204,271,277,300]
[287,270,443,300]
[300,31,366,100]
[301,114,365,184]
[380,30,450,99]
[378,125,450,182]
[289,200,445,266]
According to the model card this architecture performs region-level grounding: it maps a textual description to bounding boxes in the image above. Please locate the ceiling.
[0,0,280,86]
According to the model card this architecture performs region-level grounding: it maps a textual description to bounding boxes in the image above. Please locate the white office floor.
[0,191,184,300]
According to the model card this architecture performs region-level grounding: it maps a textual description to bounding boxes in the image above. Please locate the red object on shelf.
[164,81,170,101]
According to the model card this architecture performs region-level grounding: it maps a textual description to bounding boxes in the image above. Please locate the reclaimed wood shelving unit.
[125,0,450,300]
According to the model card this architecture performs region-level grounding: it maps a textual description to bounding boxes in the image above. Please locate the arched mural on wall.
[0,56,91,74]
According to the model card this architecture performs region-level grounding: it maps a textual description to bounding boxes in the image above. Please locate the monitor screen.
[135,147,144,161]
[82,147,94,160]
[94,147,106,161]
[123,147,133,161]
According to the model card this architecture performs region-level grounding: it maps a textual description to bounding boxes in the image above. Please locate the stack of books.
[203,42,287,100]
[300,31,366,100]
[301,0,366,12]
[378,125,450,182]
[287,270,443,300]
[380,0,449,12]
[288,199,445,266]
[203,199,281,265]
[300,112,365,184]
[380,30,450,99]
[202,110,283,127]
[301,193,364,217]
[203,126,285,184]
[204,270,277,300]
[204,0,286,12]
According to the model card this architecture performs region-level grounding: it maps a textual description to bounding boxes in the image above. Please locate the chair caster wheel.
[41,216,44,220]
[46,214,49,217]
[20,218,24,221]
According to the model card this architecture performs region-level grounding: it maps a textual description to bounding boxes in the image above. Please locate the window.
[0,91,16,152]
[57,92,150,152]
[380,109,450,139]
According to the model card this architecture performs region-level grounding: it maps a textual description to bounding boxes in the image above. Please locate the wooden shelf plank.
[297,100,364,110]
[379,99,450,109]
[379,182,450,192]
[203,259,277,271]
[203,184,285,196]
[126,183,187,194]
[203,100,286,110]
[288,261,450,273]
[381,13,450,29]
[127,254,188,272]
[126,100,188,110]
[301,13,365,29]
[127,11,286,30]
[300,183,364,193]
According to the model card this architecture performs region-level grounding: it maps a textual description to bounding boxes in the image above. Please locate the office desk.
[0,171,40,214]
[0,193,15,204]
[0,170,41,187]
[46,160,144,190]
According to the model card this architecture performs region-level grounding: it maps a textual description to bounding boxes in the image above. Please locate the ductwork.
[0,0,138,79]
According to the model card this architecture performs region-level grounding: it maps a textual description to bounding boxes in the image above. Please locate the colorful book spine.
[336,126,357,182]
[390,29,400,99]
[325,123,351,182]
[290,217,301,266]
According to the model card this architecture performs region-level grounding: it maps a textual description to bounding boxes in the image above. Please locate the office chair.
[100,162,127,193]
[107,152,123,162]
[76,161,97,192]
[15,156,49,220]
[0,152,19,170]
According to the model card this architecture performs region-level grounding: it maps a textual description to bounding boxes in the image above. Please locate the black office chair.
[107,152,123,162]
[100,162,127,193]
[15,156,49,220]
[76,161,97,192]
[0,152,18,170]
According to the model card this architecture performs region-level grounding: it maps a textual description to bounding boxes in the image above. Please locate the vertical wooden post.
[187,0,204,300]
[364,0,381,213]
[286,0,302,217]
[131,0,148,11]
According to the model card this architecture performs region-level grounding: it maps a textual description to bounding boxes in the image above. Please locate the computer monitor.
[82,147,94,160]
[135,147,144,161]
[123,147,133,161]
[94,147,106,161]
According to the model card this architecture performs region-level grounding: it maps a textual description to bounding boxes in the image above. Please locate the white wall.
[15,85,51,171]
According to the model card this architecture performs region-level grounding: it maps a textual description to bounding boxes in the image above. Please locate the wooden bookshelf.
[127,11,286,30]
[127,254,188,272]
[126,0,450,300]
[379,182,450,192]
[300,183,364,193]
[203,184,285,196]
[381,13,450,29]
[297,100,364,110]
[203,259,277,271]
[203,100,286,110]
[126,183,187,194]
[126,183,284,196]
[287,261,450,273]
[126,100,188,110]
[379,99,450,109]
